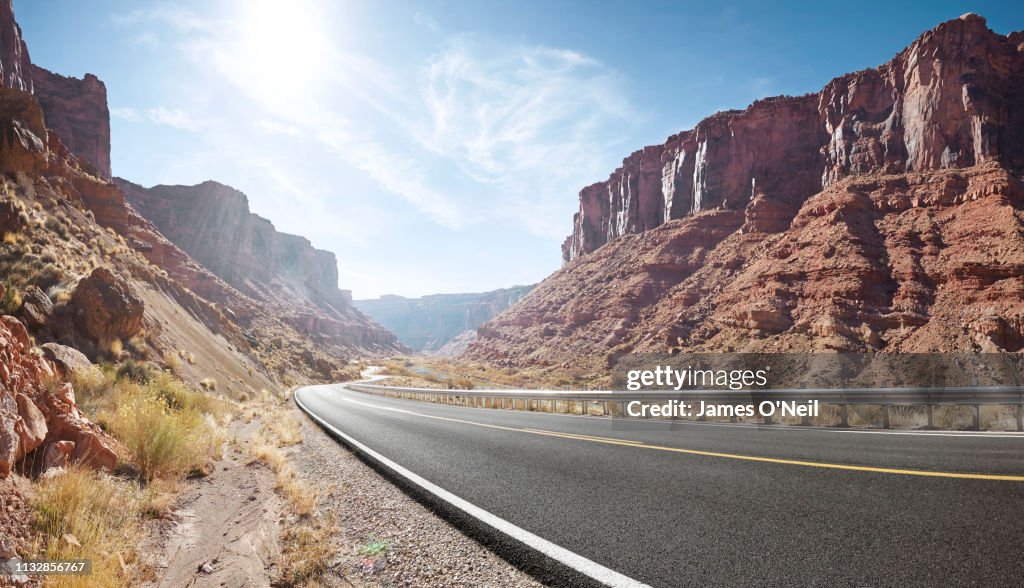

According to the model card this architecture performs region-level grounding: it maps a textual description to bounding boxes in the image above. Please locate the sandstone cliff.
[117,179,402,352]
[30,65,111,179]
[467,15,1024,369]
[0,0,30,92]
[356,285,533,352]
[562,14,1024,262]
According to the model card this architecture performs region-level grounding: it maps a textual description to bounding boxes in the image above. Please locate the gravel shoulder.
[287,402,541,587]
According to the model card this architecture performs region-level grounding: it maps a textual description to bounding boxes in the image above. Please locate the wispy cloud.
[112,5,213,33]
[112,106,206,131]
[413,38,634,235]
[111,4,636,239]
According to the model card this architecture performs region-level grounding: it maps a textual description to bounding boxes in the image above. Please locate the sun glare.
[227,0,334,110]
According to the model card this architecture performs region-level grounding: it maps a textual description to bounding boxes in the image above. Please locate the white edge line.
[294,385,650,588]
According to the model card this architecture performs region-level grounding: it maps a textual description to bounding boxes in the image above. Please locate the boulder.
[41,343,93,378]
[72,431,115,473]
[0,394,16,477]
[0,315,29,350]
[69,267,144,346]
[18,286,52,330]
[14,393,45,454]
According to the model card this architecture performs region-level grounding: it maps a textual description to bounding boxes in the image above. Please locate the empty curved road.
[295,383,1024,587]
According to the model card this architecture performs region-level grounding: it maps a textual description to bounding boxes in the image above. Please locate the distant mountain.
[356,285,534,352]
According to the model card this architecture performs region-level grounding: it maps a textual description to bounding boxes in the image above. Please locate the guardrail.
[346,383,1024,431]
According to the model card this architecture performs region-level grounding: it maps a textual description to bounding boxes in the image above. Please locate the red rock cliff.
[467,15,1024,367]
[30,64,111,179]
[0,0,30,92]
[563,14,1024,262]
[117,178,402,350]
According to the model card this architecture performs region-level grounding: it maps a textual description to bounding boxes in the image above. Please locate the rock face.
[562,14,1024,262]
[0,0,110,178]
[356,285,534,352]
[118,179,402,352]
[0,316,116,478]
[0,0,30,93]
[30,65,111,179]
[467,15,1024,368]
[0,85,48,176]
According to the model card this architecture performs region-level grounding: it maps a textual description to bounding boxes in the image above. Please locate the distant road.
[295,384,1024,587]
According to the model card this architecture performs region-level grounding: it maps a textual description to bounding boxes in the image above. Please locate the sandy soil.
[140,401,539,588]
[142,422,283,588]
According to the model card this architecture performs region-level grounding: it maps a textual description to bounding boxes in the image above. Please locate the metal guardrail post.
[1017,405,1023,432]
[926,404,934,429]
[840,405,849,427]
[971,405,980,431]
[882,405,890,429]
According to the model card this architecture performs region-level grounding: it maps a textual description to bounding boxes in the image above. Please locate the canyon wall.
[356,285,534,352]
[563,14,1024,262]
[30,65,111,179]
[118,179,400,350]
[0,0,30,92]
[467,15,1024,369]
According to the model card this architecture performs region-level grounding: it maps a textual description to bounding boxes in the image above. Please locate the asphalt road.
[295,384,1024,587]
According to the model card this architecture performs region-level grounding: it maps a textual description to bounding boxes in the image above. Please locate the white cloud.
[256,120,304,137]
[145,106,206,131]
[112,5,213,33]
[413,39,634,236]
[112,106,205,132]
[111,106,143,122]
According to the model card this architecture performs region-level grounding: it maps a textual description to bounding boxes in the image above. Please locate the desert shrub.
[44,216,69,239]
[449,377,475,390]
[200,377,218,392]
[163,353,181,374]
[1,280,22,313]
[104,381,219,482]
[276,518,335,586]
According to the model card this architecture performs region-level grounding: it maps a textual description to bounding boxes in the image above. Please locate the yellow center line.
[339,394,1024,482]
[522,428,645,445]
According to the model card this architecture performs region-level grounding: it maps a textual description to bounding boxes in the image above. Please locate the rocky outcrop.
[0,316,116,478]
[118,178,402,351]
[468,16,1024,368]
[0,85,48,175]
[562,14,1024,262]
[356,285,534,352]
[30,65,111,179]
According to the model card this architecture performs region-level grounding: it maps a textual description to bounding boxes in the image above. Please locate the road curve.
[295,383,1024,587]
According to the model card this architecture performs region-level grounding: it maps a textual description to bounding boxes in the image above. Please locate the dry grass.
[276,517,336,587]
[249,434,317,516]
[268,414,304,446]
[30,467,143,587]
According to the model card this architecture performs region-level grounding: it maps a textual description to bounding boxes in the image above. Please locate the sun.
[224,0,334,110]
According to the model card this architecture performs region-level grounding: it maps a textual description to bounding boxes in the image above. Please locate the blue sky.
[14,1,1023,298]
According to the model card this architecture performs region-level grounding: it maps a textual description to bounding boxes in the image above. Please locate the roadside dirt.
[142,421,283,587]
[140,398,539,587]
